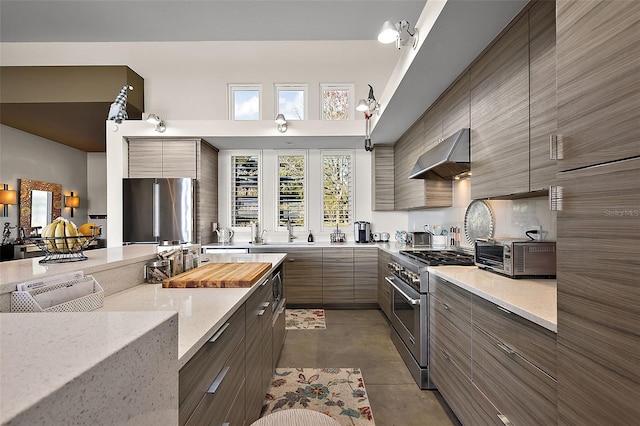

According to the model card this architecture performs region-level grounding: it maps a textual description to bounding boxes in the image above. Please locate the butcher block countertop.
[163,262,272,288]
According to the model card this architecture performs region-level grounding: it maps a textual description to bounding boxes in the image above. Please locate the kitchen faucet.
[286,212,296,242]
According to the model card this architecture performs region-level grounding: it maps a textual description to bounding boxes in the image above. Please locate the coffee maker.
[354,221,371,243]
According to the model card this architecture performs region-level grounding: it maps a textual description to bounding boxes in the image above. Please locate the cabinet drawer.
[430,296,472,377]
[430,275,472,321]
[431,336,503,426]
[472,294,557,377]
[186,337,246,426]
[179,305,246,425]
[472,326,557,426]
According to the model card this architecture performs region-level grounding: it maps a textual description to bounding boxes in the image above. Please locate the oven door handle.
[386,276,421,305]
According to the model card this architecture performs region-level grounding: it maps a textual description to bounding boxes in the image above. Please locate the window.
[321,84,354,120]
[278,154,306,228]
[322,153,353,227]
[229,84,261,120]
[231,154,259,227]
[275,84,307,120]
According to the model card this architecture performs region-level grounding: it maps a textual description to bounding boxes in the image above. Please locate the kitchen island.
[0,248,286,425]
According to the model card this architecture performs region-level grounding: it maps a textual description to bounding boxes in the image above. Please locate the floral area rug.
[262,368,375,426]
[286,309,326,330]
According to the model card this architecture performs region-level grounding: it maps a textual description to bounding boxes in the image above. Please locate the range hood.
[409,128,470,180]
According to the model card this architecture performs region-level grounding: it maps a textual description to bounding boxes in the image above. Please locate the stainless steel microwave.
[474,238,556,278]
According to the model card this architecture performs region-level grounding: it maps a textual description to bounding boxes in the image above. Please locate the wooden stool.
[251,409,340,426]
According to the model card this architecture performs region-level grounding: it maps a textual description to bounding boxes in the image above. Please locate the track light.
[146,113,166,132]
[378,20,419,50]
[275,114,288,133]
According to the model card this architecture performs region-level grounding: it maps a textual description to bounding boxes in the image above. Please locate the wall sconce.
[275,114,288,133]
[146,113,166,132]
[65,192,80,217]
[0,184,17,217]
[356,85,380,152]
[378,20,419,50]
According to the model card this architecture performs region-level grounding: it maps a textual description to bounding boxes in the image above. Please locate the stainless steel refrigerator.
[123,178,194,244]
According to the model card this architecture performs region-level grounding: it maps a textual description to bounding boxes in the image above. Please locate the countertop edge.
[428,266,557,333]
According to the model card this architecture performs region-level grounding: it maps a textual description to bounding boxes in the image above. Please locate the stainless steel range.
[386,249,474,389]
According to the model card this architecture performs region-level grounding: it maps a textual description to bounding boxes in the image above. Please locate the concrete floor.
[277,309,461,426]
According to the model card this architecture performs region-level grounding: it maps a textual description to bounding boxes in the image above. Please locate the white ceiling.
[0,0,426,42]
[0,0,528,150]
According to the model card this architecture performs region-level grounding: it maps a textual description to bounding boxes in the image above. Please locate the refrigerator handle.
[153,182,160,238]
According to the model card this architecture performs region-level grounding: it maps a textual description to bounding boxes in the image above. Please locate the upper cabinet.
[128,139,198,178]
[470,12,530,200]
[556,0,640,171]
[529,0,557,191]
[371,145,395,211]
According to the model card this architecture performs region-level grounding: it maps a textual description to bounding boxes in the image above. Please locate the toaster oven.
[475,238,556,278]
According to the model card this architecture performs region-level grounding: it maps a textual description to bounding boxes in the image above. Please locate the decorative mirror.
[19,179,62,232]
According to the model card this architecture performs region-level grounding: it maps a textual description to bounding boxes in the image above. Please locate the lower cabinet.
[179,305,246,426]
[377,249,392,319]
[429,274,558,426]
[246,275,274,424]
[249,247,378,307]
[179,269,287,426]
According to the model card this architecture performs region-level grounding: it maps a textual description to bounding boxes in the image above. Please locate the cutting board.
[162,262,272,288]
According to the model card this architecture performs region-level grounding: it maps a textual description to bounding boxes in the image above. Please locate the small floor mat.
[285,309,326,330]
[262,368,375,425]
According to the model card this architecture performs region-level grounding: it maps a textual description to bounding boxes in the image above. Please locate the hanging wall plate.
[464,200,494,245]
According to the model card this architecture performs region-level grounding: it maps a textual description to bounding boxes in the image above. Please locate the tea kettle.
[216,227,234,244]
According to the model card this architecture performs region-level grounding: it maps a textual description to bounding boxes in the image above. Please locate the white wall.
[0,124,88,240]
[0,41,399,122]
[407,179,557,249]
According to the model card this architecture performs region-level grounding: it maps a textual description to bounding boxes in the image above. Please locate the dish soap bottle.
[307,230,314,243]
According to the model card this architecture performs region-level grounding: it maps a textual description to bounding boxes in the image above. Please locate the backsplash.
[407,179,557,249]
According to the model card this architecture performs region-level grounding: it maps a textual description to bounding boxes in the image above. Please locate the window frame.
[321,150,355,232]
[274,83,308,121]
[228,84,262,121]
[276,150,308,231]
[320,83,355,121]
[229,151,261,229]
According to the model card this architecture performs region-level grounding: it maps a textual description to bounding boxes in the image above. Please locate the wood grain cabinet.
[377,249,392,319]
[528,0,557,192]
[556,157,640,425]
[179,305,246,426]
[245,276,274,424]
[128,138,198,178]
[429,274,559,426]
[429,276,502,426]
[470,12,530,199]
[371,145,394,211]
[322,248,354,305]
[471,295,557,426]
[278,248,323,306]
[556,1,640,172]
[354,247,378,304]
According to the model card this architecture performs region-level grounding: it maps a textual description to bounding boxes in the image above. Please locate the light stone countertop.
[428,265,557,332]
[0,244,159,295]
[98,252,287,368]
[0,310,178,425]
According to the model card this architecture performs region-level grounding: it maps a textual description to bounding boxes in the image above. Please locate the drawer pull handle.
[277,306,285,315]
[258,309,266,316]
[440,350,450,360]
[262,302,271,308]
[496,305,511,315]
[209,322,230,343]
[497,342,515,355]
[498,414,513,425]
[260,278,269,286]
[442,303,451,311]
[222,423,230,426]
[207,366,230,394]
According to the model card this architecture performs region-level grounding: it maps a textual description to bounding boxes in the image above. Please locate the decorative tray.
[25,235,99,263]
